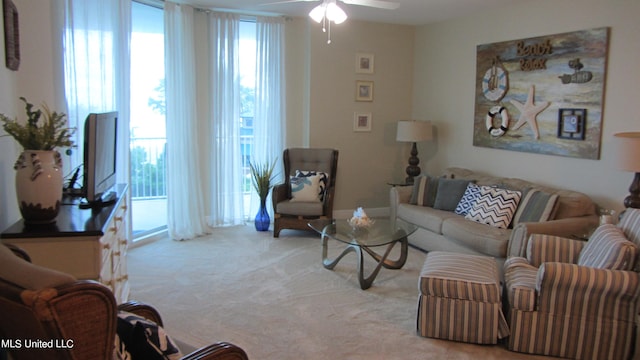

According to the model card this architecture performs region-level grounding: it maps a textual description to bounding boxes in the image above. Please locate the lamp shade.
[396,120,433,143]
[614,132,640,172]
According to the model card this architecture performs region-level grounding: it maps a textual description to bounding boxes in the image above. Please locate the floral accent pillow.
[290,174,322,202]
[295,170,328,201]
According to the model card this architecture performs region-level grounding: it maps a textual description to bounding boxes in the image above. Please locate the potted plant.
[1,97,75,224]
[249,159,277,231]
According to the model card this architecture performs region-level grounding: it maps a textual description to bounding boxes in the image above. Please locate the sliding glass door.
[130,1,166,238]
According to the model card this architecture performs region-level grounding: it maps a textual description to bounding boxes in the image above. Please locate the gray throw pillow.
[433,178,473,211]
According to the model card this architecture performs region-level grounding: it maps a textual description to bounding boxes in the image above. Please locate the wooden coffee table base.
[321,235,408,290]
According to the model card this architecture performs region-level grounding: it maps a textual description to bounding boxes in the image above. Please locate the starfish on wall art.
[510,85,550,140]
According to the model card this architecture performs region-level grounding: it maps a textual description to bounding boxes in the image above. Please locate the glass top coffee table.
[308,218,417,289]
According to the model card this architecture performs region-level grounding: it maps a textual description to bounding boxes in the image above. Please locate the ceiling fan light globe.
[326,2,347,24]
[309,4,326,23]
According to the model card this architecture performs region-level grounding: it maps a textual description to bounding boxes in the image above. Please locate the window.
[240,19,257,218]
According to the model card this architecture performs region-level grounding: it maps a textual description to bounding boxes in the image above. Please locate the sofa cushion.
[276,199,324,216]
[578,224,637,270]
[397,203,458,235]
[442,217,511,258]
[465,187,522,229]
[553,189,596,219]
[410,175,439,207]
[512,188,559,226]
[443,167,596,220]
[433,178,473,211]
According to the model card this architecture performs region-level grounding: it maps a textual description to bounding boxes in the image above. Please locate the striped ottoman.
[417,251,509,344]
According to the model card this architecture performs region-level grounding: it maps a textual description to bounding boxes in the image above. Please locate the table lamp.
[614,132,640,208]
[396,120,433,185]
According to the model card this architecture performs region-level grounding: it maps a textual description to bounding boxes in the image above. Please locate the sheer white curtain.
[163,5,284,238]
[250,16,286,218]
[164,2,210,240]
[206,12,245,227]
[62,0,131,244]
[63,0,131,186]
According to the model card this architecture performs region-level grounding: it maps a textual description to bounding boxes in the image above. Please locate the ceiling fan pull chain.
[327,19,332,44]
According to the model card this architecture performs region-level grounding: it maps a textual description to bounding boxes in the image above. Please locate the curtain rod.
[154,0,290,19]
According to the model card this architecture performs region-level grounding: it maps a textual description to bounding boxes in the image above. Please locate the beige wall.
[286,18,415,211]
[412,0,640,215]
[0,0,61,230]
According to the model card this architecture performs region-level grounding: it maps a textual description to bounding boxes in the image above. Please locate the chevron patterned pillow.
[465,187,522,229]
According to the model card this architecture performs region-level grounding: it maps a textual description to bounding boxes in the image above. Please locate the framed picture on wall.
[3,0,20,71]
[354,112,372,132]
[356,53,374,74]
[355,81,374,102]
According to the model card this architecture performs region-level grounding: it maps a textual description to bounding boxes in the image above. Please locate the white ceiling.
[174,0,529,26]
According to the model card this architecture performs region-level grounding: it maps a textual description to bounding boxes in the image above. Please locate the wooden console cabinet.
[1,184,130,303]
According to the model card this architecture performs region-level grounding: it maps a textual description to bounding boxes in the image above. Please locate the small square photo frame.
[354,112,372,132]
[355,81,374,102]
[557,108,586,140]
[356,53,374,74]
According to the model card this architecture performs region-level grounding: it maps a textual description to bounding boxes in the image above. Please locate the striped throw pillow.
[512,188,559,226]
[410,175,439,207]
[578,224,637,270]
[465,187,521,229]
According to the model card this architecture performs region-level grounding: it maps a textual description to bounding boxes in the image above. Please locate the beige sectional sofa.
[390,167,599,271]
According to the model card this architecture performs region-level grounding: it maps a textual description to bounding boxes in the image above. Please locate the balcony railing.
[130,118,254,201]
[130,137,167,199]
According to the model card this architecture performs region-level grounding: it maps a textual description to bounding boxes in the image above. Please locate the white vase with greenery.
[1,98,75,224]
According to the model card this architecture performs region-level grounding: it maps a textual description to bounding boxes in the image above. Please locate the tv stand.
[79,191,117,209]
[1,184,130,303]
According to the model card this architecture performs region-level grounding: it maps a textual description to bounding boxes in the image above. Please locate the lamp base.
[624,172,640,209]
[405,142,421,185]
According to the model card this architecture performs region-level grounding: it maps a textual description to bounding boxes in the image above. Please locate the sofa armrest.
[507,215,598,258]
[526,234,586,267]
[389,186,412,220]
[536,263,640,320]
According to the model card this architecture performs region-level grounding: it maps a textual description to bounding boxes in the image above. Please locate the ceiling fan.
[262,0,400,43]
[263,0,400,10]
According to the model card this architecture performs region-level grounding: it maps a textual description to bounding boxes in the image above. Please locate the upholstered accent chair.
[503,208,640,360]
[0,244,249,360]
[272,148,339,237]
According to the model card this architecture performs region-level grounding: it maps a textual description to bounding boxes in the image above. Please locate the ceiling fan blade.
[260,0,318,5]
[341,0,400,10]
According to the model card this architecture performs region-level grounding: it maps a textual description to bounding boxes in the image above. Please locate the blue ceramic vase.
[254,198,270,231]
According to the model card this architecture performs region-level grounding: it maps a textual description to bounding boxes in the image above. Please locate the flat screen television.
[81,111,118,209]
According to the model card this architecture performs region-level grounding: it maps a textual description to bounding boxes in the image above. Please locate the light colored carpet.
[127,225,551,360]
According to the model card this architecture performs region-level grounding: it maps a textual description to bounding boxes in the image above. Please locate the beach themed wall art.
[473,27,609,159]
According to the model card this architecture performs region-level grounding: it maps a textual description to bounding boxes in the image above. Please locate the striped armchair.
[504,208,640,360]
